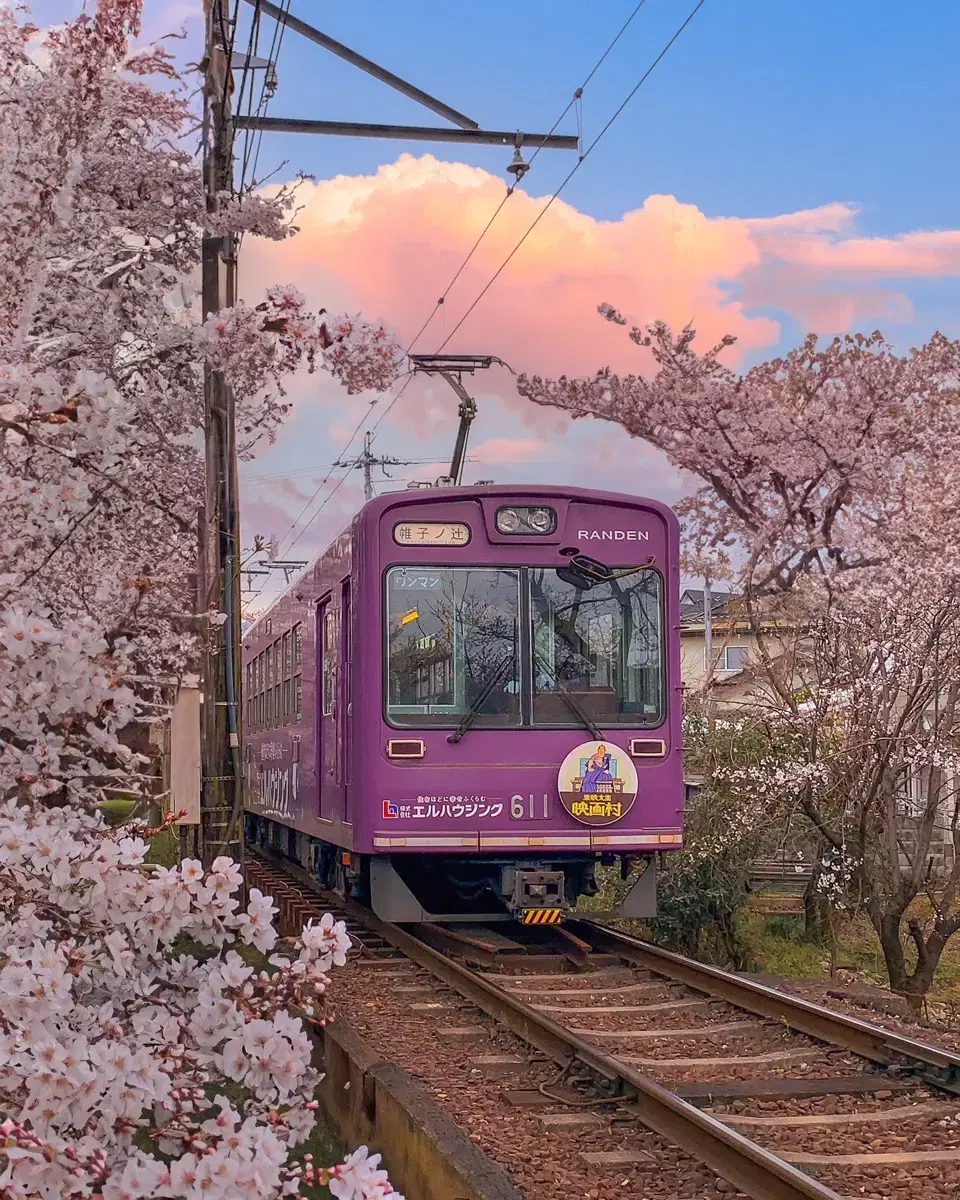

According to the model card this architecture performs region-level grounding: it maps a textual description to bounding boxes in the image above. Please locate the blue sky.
[241,0,958,236]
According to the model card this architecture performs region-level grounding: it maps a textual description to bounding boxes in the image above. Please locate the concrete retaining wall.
[313,1018,523,1200]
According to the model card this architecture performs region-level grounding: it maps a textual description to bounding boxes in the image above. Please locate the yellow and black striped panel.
[521,908,564,925]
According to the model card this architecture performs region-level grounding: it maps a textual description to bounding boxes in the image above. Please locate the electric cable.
[435,0,707,353]
[241,0,688,611]
[403,0,652,358]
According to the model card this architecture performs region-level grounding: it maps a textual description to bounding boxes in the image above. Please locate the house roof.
[679,588,741,626]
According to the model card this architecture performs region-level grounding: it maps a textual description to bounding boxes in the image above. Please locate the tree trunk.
[874,910,914,1005]
[868,905,958,1015]
[803,865,830,943]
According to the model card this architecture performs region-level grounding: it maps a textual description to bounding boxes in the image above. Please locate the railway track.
[246,851,960,1200]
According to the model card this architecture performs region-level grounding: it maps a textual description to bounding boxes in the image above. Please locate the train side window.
[322,609,337,716]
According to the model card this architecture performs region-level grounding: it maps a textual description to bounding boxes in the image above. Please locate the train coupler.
[502,867,568,922]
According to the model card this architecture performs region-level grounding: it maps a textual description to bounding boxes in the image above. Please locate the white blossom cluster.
[0,3,404,1195]
[0,800,402,1199]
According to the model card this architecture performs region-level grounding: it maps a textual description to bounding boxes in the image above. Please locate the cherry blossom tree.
[0,0,404,1193]
[519,307,960,1004]
[724,590,960,1008]
[518,313,960,596]
[652,707,806,968]
[0,0,402,800]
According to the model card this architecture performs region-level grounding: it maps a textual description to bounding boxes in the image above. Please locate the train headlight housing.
[496,506,557,535]
[528,507,554,533]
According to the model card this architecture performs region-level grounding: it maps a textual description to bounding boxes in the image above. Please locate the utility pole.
[198,0,243,869]
[333,431,411,501]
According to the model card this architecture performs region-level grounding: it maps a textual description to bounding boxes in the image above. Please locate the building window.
[721,645,749,671]
[293,623,302,668]
[294,674,302,722]
[282,631,292,678]
[899,768,924,818]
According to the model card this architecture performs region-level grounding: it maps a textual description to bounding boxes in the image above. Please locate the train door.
[317,595,345,824]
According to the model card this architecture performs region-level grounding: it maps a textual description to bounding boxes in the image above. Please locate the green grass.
[97,798,179,865]
[145,829,179,866]
[739,913,830,978]
[739,899,960,1009]
[98,797,138,826]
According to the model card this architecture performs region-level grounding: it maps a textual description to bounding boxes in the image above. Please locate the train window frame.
[381,563,668,731]
[322,608,338,717]
[383,564,524,729]
[529,565,666,730]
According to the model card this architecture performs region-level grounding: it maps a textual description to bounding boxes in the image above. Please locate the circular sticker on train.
[557,740,638,826]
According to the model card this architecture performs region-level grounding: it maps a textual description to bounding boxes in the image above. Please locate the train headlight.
[496,507,521,533]
[496,506,557,535]
[528,507,554,533]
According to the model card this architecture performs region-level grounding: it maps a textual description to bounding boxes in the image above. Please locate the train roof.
[242,482,677,641]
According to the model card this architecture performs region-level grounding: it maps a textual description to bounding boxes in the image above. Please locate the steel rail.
[337,897,841,1200]
[574,920,960,1095]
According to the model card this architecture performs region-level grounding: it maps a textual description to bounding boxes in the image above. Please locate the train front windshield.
[385,566,664,729]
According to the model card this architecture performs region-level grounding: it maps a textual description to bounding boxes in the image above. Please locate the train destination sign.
[393,521,471,546]
[557,739,638,826]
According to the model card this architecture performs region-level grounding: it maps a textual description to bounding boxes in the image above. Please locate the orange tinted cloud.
[238,155,960,577]
[472,437,544,464]
[243,154,960,385]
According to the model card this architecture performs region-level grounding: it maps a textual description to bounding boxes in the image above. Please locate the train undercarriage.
[244,812,658,924]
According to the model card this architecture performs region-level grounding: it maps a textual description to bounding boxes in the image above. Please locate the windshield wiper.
[533,651,603,740]
[447,650,516,744]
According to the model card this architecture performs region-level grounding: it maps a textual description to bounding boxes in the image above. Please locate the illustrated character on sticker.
[557,740,638,825]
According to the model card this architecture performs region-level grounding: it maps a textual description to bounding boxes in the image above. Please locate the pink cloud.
[237,155,960,574]
[472,436,546,464]
[243,155,960,389]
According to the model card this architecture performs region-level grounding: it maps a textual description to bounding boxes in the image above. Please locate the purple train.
[241,484,684,923]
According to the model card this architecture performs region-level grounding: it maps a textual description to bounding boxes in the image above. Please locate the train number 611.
[510,794,550,820]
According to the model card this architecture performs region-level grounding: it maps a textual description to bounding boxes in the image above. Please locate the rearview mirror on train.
[556,548,615,590]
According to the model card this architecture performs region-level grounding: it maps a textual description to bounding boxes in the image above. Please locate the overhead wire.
[434,0,708,354]
[355,3,661,454]
[242,0,693,611]
[241,0,293,195]
[243,456,470,483]
[403,0,652,358]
